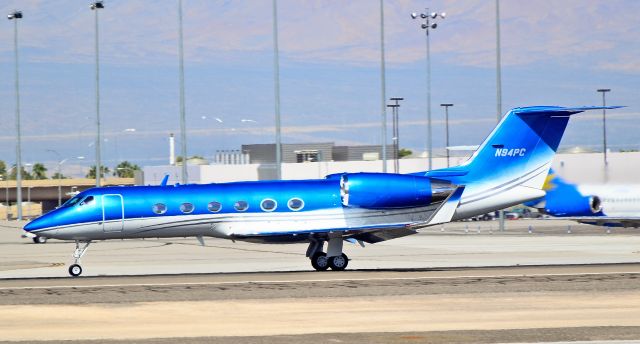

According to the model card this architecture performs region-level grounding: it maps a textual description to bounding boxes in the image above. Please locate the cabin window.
[152,203,167,215]
[207,201,222,213]
[288,198,304,211]
[260,199,277,212]
[79,196,94,206]
[180,202,194,214]
[234,200,249,212]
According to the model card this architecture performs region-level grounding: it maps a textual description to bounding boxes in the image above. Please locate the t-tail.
[424,106,622,220]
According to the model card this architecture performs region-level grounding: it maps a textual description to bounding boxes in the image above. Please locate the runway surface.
[2,220,640,343]
[2,219,640,278]
[1,264,640,343]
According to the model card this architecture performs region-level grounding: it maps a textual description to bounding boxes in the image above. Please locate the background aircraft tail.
[525,169,604,216]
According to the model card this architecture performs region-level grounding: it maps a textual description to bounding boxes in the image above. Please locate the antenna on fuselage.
[160,174,169,187]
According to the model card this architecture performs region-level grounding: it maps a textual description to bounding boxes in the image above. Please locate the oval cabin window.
[207,201,222,213]
[180,202,194,214]
[260,199,277,212]
[287,198,304,211]
[152,203,167,215]
[234,200,249,212]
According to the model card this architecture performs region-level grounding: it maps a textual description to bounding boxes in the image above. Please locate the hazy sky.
[0,0,638,176]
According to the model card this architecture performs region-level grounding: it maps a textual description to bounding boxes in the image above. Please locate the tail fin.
[426,106,622,218]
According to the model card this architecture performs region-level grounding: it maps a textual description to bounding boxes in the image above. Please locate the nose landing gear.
[32,235,47,244]
[68,241,91,277]
[68,264,82,277]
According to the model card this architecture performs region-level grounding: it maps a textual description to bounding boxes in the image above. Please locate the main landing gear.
[307,237,349,271]
[68,241,91,277]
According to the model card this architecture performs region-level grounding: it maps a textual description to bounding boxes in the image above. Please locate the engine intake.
[589,195,602,213]
[339,173,455,209]
[542,194,603,216]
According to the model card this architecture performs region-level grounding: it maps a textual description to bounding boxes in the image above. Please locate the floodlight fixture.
[90,1,104,10]
[410,7,446,170]
[7,11,22,20]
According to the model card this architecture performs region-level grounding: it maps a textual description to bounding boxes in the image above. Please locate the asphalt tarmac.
[2,219,640,278]
[1,219,639,343]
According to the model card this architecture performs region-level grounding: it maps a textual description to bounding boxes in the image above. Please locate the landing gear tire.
[311,252,330,271]
[329,253,349,271]
[32,236,47,244]
[68,264,82,277]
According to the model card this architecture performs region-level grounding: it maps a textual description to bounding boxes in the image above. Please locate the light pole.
[379,0,388,173]
[440,104,453,167]
[0,176,5,220]
[47,150,84,207]
[114,128,136,165]
[90,1,104,187]
[387,98,404,173]
[411,9,446,170]
[496,0,502,124]
[3,166,16,220]
[597,89,611,167]
[178,0,188,184]
[8,10,23,221]
[496,0,505,232]
[272,0,282,180]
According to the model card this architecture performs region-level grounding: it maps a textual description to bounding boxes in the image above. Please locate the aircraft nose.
[23,217,46,232]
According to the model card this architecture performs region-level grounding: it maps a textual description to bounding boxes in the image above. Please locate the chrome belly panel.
[43,203,440,242]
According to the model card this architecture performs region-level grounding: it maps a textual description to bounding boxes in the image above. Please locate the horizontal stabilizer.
[425,186,465,226]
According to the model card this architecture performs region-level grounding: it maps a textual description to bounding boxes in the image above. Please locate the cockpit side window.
[62,195,83,208]
[79,196,94,207]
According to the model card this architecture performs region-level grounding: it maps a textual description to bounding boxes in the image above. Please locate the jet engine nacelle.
[339,173,455,209]
[542,194,602,216]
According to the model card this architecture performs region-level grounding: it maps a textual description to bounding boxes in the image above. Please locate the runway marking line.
[0,270,637,291]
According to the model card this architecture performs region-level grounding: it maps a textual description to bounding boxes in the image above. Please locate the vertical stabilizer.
[425,106,622,219]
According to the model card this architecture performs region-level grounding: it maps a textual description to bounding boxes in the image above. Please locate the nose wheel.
[68,241,91,277]
[68,264,82,277]
[32,235,48,244]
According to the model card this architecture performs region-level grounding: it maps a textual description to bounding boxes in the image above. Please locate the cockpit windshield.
[61,195,90,208]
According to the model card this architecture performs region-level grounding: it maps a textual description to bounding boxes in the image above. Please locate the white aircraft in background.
[527,169,640,227]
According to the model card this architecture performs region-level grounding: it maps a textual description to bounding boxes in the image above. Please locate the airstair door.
[102,194,124,232]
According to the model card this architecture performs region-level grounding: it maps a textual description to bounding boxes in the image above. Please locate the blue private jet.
[24,106,620,276]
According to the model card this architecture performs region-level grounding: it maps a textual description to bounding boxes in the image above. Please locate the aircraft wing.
[233,186,465,244]
[565,216,640,228]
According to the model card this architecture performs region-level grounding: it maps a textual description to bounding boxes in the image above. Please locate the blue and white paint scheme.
[527,169,640,227]
[23,106,620,276]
